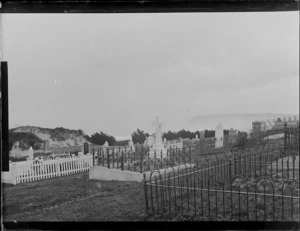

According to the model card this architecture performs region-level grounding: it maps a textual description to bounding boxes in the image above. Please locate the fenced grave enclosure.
[143,145,299,221]
[91,146,192,173]
[4,155,93,185]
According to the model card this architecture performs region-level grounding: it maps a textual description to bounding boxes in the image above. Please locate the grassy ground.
[3,172,146,221]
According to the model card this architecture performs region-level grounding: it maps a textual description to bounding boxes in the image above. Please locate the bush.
[9,132,43,151]
[132,129,149,144]
[9,156,28,162]
[89,132,116,146]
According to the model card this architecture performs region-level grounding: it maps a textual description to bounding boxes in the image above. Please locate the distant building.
[252,121,267,138]
[272,118,299,130]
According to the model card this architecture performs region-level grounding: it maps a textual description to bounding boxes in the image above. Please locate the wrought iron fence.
[144,147,299,221]
[91,146,192,173]
[248,116,299,149]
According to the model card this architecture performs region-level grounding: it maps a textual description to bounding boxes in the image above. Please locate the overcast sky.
[1,12,299,136]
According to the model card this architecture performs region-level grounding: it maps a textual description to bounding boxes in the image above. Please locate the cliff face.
[10,126,89,149]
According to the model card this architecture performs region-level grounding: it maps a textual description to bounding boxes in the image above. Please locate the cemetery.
[142,119,299,221]
[2,116,299,222]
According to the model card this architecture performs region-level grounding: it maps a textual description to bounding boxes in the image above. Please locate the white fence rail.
[2,155,93,185]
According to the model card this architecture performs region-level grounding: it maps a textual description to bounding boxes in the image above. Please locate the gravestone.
[128,139,134,147]
[102,141,109,147]
[84,142,90,154]
[195,134,198,140]
[43,140,49,151]
[166,139,183,149]
[229,128,237,143]
[10,141,22,158]
[78,152,83,157]
[28,146,34,160]
[149,116,168,158]
[247,132,251,139]
[200,131,205,140]
[146,136,155,147]
[163,137,167,144]
[215,123,224,148]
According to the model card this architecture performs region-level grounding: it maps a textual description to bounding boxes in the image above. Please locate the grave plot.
[89,117,195,181]
[91,146,192,173]
[143,147,299,221]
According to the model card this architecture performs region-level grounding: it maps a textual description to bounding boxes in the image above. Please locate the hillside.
[9,126,89,149]
[187,113,298,132]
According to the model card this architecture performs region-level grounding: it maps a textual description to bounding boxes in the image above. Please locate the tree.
[8,132,43,151]
[163,131,179,140]
[89,132,116,146]
[177,129,192,139]
[83,134,91,142]
[132,129,149,144]
[77,129,84,136]
[204,130,215,138]
[224,129,229,135]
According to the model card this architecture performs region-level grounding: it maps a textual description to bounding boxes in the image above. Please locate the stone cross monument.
[153,116,164,145]
[149,116,168,158]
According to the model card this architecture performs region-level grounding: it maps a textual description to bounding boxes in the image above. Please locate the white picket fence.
[2,155,93,185]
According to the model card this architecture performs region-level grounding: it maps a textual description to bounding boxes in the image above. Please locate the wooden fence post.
[56,158,61,177]
[11,162,17,185]
[92,148,95,166]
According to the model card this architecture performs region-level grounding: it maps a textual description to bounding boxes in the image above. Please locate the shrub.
[9,132,43,151]
[132,129,149,144]
[9,156,28,162]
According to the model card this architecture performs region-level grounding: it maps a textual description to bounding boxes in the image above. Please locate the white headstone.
[196,134,198,140]
[247,132,251,139]
[28,146,34,160]
[102,141,109,147]
[10,141,22,158]
[147,136,155,147]
[128,140,134,147]
[215,123,224,148]
[163,137,167,144]
[149,116,168,158]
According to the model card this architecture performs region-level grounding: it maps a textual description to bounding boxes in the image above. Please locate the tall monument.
[149,116,168,158]
[215,122,224,148]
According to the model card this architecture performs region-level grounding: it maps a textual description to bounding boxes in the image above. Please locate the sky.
[1,12,299,136]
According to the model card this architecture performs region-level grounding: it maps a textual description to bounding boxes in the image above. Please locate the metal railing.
[143,147,299,221]
[91,146,192,173]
